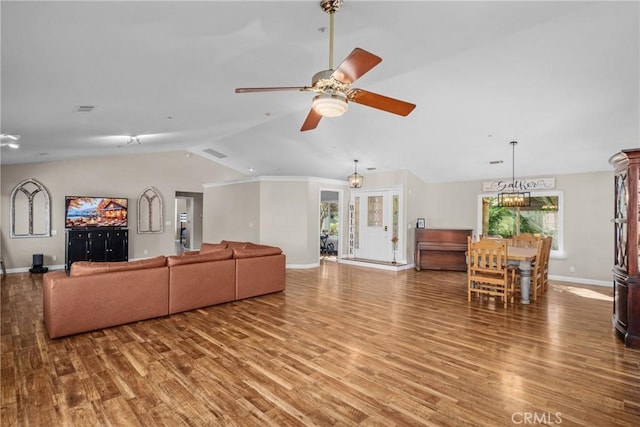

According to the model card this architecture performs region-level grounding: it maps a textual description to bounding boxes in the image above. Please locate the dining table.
[507,246,537,304]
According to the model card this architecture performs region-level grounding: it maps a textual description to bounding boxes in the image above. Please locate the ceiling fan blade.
[300,109,322,132]
[331,48,382,84]
[348,89,416,116]
[235,86,307,93]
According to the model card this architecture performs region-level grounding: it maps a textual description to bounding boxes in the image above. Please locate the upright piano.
[415,228,473,271]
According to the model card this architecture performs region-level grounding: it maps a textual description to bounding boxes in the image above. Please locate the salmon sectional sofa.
[43,241,285,338]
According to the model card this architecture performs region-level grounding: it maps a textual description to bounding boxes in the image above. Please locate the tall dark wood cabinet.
[610,149,640,349]
[65,229,129,271]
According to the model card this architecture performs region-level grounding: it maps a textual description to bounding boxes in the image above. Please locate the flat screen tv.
[65,196,128,229]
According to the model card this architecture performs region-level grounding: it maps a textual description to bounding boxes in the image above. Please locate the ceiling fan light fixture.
[312,93,348,117]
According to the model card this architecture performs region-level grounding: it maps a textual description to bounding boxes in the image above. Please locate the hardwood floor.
[2,262,640,426]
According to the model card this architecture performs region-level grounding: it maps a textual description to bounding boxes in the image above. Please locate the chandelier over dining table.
[498,141,531,207]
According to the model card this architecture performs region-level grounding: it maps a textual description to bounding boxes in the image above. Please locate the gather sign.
[482,178,556,192]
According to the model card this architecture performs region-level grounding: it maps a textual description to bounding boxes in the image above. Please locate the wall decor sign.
[348,203,355,256]
[482,177,555,192]
[137,187,164,234]
[10,178,51,238]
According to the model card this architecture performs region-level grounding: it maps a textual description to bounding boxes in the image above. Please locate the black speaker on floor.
[29,253,48,274]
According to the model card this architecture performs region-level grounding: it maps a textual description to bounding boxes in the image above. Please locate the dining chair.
[540,236,553,293]
[467,236,516,308]
[524,238,545,301]
[510,232,540,248]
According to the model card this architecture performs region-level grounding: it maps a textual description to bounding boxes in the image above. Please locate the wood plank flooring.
[2,262,640,426]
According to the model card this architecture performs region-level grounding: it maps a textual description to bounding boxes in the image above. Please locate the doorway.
[350,187,402,262]
[174,191,203,253]
[320,189,342,260]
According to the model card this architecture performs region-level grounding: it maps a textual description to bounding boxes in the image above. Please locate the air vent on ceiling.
[202,148,228,159]
[74,105,95,113]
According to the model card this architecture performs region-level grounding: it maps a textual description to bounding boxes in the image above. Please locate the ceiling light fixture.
[1,134,21,149]
[312,92,348,117]
[348,159,364,188]
[498,141,530,207]
[0,142,20,149]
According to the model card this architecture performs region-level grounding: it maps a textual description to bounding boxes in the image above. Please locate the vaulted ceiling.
[1,1,638,183]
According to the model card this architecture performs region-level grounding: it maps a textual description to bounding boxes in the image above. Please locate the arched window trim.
[10,178,51,238]
[137,186,164,234]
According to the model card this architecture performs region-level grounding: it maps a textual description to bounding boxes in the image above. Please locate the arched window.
[10,178,51,238]
[137,187,163,233]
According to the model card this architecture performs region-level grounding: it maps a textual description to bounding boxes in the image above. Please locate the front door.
[351,189,401,262]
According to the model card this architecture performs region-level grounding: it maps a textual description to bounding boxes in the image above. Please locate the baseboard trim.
[3,265,612,287]
[549,274,611,287]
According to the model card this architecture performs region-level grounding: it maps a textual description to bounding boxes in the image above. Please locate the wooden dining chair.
[528,238,545,301]
[467,236,516,308]
[540,236,553,293]
[510,232,540,248]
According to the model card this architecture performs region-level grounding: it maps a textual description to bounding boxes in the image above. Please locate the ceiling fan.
[235,0,416,132]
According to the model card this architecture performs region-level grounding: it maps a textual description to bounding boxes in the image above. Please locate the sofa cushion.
[233,246,283,259]
[221,240,248,249]
[200,242,227,253]
[179,250,201,256]
[167,248,233,266]
[70,255,167,277]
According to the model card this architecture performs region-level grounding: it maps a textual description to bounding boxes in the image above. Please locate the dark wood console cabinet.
[610,149,640,349]
[65,229,128,271]
[415,228,473,271]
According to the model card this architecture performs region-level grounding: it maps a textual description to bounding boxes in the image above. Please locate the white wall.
[1,152,614,283]
[203,177,346,267]
[421,171,613,284]
[550,171,612,282]
[1,151,245,269]
[203,180,261,244]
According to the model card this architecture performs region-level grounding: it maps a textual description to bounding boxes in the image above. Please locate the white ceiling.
[1,1,638,183]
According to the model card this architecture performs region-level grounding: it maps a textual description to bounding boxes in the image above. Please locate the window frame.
[476,190,565,258]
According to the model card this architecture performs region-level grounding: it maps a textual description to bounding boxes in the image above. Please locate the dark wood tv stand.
[414,228,473,271]
[65,229,128,271]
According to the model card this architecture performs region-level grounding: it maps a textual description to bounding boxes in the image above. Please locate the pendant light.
[497,141,530,207]
[348,159,364,188]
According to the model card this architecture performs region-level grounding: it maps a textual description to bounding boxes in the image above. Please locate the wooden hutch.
[610,148,640,349]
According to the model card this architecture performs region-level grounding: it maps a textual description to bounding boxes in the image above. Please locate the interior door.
[358,191,391,261]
